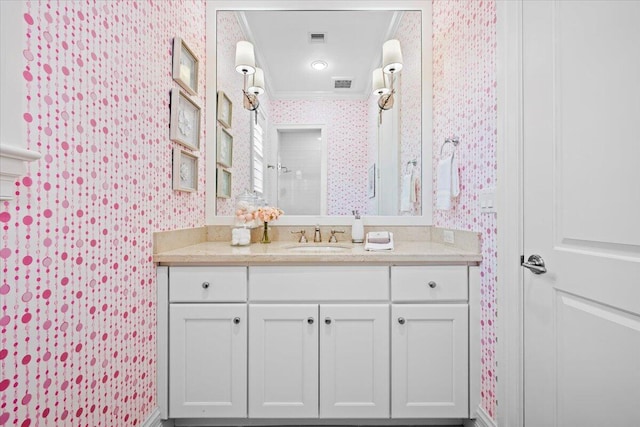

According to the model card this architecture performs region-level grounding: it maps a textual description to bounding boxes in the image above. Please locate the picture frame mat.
[173,148,198,192]
[216,90,233,129]
[216,126,233,168]
[170,88,201,150]
[172,37,199,95]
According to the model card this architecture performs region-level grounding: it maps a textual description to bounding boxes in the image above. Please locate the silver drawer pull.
[202,281,210,289]
[428,281,437,288]
[233,317,241,324]
[325,317,332,325]
[398,317,406,325]
[307,317,314,325]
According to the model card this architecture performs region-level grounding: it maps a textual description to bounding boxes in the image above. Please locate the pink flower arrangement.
[254,206,284,223]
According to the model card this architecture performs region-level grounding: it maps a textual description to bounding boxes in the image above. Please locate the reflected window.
[251,110,266,197]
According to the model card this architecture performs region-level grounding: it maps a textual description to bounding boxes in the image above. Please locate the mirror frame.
[206,0,433,226]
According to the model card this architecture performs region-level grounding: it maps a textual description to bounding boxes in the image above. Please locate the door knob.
[307,317,314,324]
[325,317,332,325]
[398,317,406,325]
[233,317,241,324]
[522,254,547,274]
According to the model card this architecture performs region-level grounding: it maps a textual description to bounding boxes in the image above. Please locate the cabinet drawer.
[391,266,467,301]
[249,266,388,301]
[169,266,247,302]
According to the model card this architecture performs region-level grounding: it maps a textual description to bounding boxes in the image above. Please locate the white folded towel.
[365,232,394,251]
[367,231,391,244]
[436,153,460,210]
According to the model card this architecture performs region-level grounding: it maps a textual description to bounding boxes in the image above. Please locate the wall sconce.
[372,39,403,122]
[235,41,265,121]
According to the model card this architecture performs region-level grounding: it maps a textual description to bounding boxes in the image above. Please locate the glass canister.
[234,190,258,228]
[231,190,257,246]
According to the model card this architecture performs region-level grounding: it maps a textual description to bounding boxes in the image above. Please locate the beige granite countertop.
[153,240,482,266]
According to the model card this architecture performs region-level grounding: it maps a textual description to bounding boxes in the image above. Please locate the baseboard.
[141,407,163,427]
[463,406,497,427]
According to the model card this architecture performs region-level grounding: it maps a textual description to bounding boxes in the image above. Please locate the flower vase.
[260,222,271,244]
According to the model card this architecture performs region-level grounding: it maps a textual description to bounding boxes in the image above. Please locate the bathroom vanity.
[155,232,482,425]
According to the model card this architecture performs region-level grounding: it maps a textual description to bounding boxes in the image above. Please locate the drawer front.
[391,266,467,301]
[169,266,247,302]
[249,266,389,301]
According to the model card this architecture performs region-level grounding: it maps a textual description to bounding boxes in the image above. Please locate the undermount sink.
[285,245,352,253]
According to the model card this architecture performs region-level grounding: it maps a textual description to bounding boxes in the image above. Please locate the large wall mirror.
[206,1,432,225]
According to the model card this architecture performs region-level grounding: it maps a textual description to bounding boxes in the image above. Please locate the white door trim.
[496,1,525,427]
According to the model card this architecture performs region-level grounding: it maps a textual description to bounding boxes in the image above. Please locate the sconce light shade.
[382,39,403,74]
[248,67,265,95]
[372,68,389,96]
[235,41,256,75]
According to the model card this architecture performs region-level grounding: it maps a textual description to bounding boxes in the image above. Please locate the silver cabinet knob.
[307,317,314,325]
[325,317,332,325]
[233,317,240,324]
[398,317,406,325]
[428,281,437,288]
[202,281,210,289]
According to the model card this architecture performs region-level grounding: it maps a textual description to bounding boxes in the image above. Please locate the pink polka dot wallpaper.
[1,1,500,426]
[433,0,498,420]
[1,1,206,426]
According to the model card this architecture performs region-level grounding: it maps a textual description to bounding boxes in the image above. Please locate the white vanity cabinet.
[166,266,248,418]
[158,263,479,423]
[248,266,390,419]
[391,266,470,418]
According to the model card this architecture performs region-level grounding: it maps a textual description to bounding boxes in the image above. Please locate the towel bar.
[440,137,460,157]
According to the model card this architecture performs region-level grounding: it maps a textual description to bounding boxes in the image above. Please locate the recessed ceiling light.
[311,60,328,71]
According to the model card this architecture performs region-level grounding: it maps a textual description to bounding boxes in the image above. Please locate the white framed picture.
[170,88,201,150]
[217,126,233,168]
[217,90,233,129]
[172,37,199,95]
[173,148,198,192]
[216,168,232,198]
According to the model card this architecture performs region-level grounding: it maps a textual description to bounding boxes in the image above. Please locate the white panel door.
[169,304,247,418]
[523,2,640,426]
[391,304,468,418]
[249,304,319,418]
[320,304,389,418]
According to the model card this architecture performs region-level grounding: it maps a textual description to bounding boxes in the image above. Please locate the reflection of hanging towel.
[411,173,420,203]
[401,174,412,212]
[436,153,460,210]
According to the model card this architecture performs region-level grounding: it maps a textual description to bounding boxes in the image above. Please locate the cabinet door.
[249,304,319,418]
[169,304,247,418]
[392,304,468,418]
[320,304,390,418]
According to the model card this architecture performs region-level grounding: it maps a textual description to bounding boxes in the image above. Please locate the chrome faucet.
[313,225,322,243]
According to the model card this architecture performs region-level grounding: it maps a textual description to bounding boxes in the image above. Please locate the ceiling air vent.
[309,32,327,43]
[333,77,353,89]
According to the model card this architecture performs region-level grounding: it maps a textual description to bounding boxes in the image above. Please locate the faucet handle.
[290,230,308,243]
[328,229,345,243]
